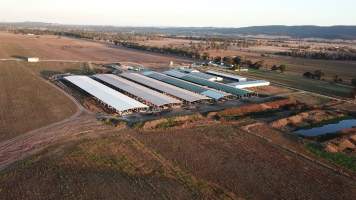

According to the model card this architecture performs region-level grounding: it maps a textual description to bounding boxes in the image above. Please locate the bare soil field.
[0,32,191,68]
[0,131,235,200]
[1,123,355,200]
[134,125,356,200]
[0,61,77,141]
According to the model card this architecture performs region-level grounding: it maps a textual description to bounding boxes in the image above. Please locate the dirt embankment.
[271,110,344,130]
[142,114,205,130]
[325,128,356,153]
[217,98,296,118]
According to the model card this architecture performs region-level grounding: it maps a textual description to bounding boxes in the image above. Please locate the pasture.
[0,61,77,141]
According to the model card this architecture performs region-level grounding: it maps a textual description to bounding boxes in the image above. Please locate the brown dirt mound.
[218,98,296,117]
[271,110,344,129]
[142,114,204,130]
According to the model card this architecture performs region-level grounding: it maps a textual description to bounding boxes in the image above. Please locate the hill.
[1,22,356,40]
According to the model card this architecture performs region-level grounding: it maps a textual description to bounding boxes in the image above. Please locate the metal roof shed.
[206,70,247,82]
[144,71,228,100]
[119,72,210,103]
[178,69,223,82]
[227,80,270,89]
[93,74,181,107]
[164,70,252,97]
[64,75,148,114]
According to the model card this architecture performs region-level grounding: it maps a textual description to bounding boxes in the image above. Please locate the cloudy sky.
[0,0,355,27]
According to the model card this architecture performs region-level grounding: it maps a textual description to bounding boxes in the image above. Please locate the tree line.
[276,49,356,61]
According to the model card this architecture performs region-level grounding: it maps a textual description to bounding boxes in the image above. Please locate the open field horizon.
[0,28,356,200]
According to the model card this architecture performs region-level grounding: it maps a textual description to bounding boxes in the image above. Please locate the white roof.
[178,69,223,81]
[64,76,148,112]
[206,70,247,81]
[227,80,270,89]
[120,72,210,102]
[94,74,181,107]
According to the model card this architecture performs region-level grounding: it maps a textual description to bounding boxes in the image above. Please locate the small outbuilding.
[27,57,40,63]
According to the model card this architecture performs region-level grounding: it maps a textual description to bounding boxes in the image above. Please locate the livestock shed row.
[205,70,247,82]
[64,76,148,114]
[143,71,230,100]
[178,68,223,82]
[93,74,182,108]
[164,70,253,97]
[227,80,271,89]
[119,72,211,103]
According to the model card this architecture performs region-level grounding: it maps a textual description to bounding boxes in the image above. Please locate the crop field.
[0,132,235,200]
[134,125,356,200]
[0,61,77,141]
[0,97,355,199]
[0,32,191,68]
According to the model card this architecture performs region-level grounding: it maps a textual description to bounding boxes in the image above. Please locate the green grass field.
[243,69,354,98]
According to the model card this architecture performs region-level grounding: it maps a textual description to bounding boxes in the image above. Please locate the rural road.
[0,72,104,171]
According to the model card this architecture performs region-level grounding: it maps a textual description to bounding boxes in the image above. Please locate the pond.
[295,119,356,137]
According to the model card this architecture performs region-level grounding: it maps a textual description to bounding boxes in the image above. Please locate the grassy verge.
[243,69,353,98]
[156,118,184,129]
[306,143,356,172]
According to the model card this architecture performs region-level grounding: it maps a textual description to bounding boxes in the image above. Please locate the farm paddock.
[0,61,77,141]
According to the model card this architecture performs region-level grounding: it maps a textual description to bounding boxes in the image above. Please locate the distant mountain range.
[1,22,356,40]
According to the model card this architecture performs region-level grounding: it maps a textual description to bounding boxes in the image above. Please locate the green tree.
[223,56,234,65]
[279,64,287,73]
[252,60,264,69]
[214,56,222,63]
[233,56,242,65]
[271,65,278,71]
[314,70,324,80]
[202,52,210,61]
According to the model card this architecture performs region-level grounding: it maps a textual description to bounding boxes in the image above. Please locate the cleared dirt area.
[0,32,191,68]
[0,61,77,141]
[134,125,356,200]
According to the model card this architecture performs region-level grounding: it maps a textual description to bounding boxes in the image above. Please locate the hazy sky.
[0,0,355,27]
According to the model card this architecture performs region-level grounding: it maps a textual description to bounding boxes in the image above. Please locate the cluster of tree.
[271,64,287,73]
[210,55,266,70]
[303,70,325,80]
[332,75,344,83]
[116,41,201,59]
[276,49,356,61]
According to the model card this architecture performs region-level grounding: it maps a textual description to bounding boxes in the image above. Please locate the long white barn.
[64,76,148,114]
[94,74,182,107]
[120,72,210,103]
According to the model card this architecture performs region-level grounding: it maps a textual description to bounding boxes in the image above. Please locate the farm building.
[26,57,40,63]
[143,71,230,100]
[205,70,247,82]
[93,74,182,108]
[227,80,271,89]
[178,68,223,82]
[164,70,253,97]
[119,72,211,103]
[64,76,148,115]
